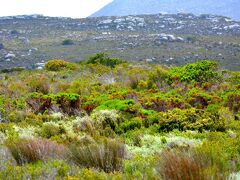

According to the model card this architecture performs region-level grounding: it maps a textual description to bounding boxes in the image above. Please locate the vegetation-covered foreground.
[0,53,240,179]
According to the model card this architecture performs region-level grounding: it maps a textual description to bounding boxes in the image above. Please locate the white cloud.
[0,0,113,18]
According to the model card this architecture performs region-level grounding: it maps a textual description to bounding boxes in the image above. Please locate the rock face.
[0,43,3,50]
[91,0,240,20]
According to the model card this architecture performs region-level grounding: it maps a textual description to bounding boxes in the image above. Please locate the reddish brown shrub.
[156,148,230,180]
[27,96,52,114]
[7,138,66,165]
[226,92,240,113]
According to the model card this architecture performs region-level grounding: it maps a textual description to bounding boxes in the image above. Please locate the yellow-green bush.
[45,60,77,71]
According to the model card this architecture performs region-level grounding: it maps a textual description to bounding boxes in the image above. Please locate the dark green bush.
[86,53,126,68]
[10,30,19,35]
[167,60,220,84]
[1,67,25,73]
[40,122,66,138]
[61,39,74,45]
[119,117,142,133]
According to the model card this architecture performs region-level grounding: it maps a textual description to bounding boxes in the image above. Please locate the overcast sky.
[0,0,113,18]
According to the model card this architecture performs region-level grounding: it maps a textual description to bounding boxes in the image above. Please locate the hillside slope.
[0,14,240,71]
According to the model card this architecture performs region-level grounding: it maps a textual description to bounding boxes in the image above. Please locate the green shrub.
[96,99,138,114]
[147,108,226,132]
[148,65,168,88]
[91,109,121,132]
[124,155,156,179]
[140,91,187,112]
[196,132,240,172]
[40,122,66,138]
[186,35,198,43]
[45,59,76,71]
[0,123,14,133]
[167,60,220,84]
[10,30,19,35]
[1,67,25,73]
[228,72,240,86]
[185,88,221,109]
[62,39,74,45]
[82,94,109,113]
[139,109,157,117]
[119,117,142,133]
[86,53,126,68]
[54,93,82,115]
[75,168,123,179]
[0,160,69,179]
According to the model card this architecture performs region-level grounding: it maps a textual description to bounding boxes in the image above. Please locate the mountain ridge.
[91,0,240,20]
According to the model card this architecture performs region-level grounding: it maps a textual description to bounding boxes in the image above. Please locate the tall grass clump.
[69,138,126,172]
[6,138,66,165]
[156,147,232,180]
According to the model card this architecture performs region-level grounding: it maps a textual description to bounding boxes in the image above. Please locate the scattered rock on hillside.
[35,62,46,70]
[5,52,16,59]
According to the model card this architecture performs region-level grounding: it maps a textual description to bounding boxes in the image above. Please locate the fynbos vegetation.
[0,56,239,179]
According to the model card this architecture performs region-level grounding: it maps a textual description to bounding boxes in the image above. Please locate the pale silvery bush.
[91,110,121,131]
[50,112,64,120]
[98,73,116,85]
[127,134,202,156]
[42,120,83,141]
[73,116,93,132]
[166,135,202,148]
[13,126,37,138]
[91,109,120,122]
[127,135,165,156]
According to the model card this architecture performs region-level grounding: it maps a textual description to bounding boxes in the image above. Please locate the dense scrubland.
[0,53,240,179]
